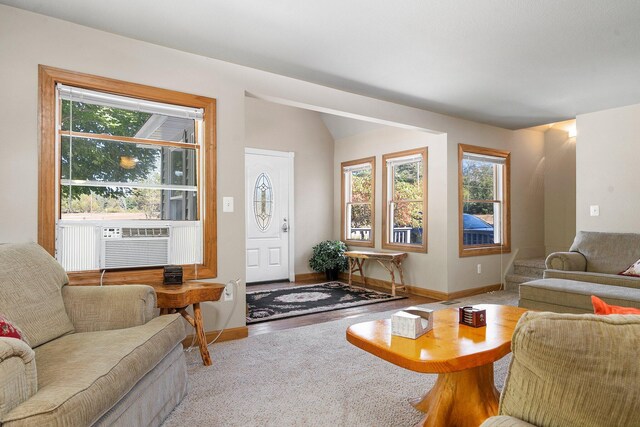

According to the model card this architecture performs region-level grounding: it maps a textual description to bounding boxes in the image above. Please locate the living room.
[1,2,639,426]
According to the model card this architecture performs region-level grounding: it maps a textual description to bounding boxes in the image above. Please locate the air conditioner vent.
[121,227,170,238]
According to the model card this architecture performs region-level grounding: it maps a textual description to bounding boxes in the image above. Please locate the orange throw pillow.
[591,295,640,315]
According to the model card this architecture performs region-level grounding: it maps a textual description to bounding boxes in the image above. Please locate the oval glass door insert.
[253,173,273,232]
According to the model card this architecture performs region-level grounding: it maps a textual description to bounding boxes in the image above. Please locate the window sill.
[382,242,427,253]
[459,245,511,257]
[67,264,215,286]
[345,239,375,248]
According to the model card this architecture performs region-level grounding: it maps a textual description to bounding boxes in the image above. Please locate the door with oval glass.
[245,149,293,283]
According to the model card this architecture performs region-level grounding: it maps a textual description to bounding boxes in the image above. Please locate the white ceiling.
[4,0,640,129]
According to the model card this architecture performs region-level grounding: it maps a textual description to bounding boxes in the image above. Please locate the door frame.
[245,147,295,282]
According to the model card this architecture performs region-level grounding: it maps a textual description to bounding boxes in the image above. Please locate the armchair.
[481,311,640,427]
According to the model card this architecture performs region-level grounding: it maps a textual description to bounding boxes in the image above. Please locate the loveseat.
[519,231,640,313]
[0,243,188,426]
[481,311,640,426]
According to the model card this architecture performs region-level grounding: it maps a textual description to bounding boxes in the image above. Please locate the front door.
[245,149,292,283]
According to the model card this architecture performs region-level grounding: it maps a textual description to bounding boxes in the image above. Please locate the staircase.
[505,258,546,291]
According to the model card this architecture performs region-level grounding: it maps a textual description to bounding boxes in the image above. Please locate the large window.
[39,66,217,283]
[458,144,510,257]
[58,84,199,221]
[382,148,427,252]
[341,157,375,247]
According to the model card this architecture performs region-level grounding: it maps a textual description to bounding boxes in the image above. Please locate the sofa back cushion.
[570,231,640,274]
[0,243,74,347]
[500,311,640,427]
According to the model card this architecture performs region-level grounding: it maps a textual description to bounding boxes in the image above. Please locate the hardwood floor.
[246,279,439,337]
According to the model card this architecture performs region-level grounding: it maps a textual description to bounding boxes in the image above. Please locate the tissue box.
[391,307,434,339]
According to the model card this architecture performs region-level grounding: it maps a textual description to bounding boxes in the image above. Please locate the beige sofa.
[519,231,640,313]
[481,311,640,427]
[0,243,188,426]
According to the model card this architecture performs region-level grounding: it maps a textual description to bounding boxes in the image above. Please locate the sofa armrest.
[0,338,37,419]
[62,285,159,333]
[545,251,587,271]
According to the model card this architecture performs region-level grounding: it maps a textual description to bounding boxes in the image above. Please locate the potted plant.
[308,240,349,281]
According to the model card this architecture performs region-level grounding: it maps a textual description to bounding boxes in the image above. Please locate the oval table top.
[346,304,527,373]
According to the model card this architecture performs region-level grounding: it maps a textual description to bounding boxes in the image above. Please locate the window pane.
[462,159,495,201]
[393,160,423,201]
[60,185,197,221]
[350,168,372,202]
[61,99,196,143]
[462,202,496,245]
[61,136,197,187]
[348,204,372,241]
[391,201,423,245]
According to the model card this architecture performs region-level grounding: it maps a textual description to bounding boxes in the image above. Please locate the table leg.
[192,303,212,366]
[409,363,499,427]
[357,259,366,288]
[348,257,353,286]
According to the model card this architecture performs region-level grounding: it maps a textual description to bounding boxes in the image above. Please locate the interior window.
[459,144,510,256]
[382,148,427,253]
[341,157,375,247]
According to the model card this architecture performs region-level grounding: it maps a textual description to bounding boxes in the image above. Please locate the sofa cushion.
[543,269,640,289]
[0,243,74,347]
[570,231,640,274]
[499,311,640,427]
[1,313,185,426]
[520,278,640,312]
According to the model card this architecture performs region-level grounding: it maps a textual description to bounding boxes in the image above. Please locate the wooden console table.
[152,281,225,366]
[344,250,408,296]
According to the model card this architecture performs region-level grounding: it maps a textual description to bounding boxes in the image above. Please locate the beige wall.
[334,127,449,293]
[446,129,545,292]
[334,127,545,294]
[0,5,547,330]
[544,128,576,254]
[576,103,640,233]
[245,97,335,275]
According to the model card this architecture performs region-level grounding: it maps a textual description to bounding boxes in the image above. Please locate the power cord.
[185,279,241,353]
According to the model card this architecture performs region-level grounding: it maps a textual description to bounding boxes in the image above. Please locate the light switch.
[590,205,599,217]
[223,197,234,213]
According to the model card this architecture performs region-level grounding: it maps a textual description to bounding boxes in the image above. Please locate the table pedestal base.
[409,363,499,427]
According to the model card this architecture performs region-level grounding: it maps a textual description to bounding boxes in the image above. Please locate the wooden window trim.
[458,144,511,257]
[382,147,428,253]
[38,65,217,285]
[341,156,375,248]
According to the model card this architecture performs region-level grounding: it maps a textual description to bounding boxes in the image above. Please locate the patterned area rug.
[246,282,406,324]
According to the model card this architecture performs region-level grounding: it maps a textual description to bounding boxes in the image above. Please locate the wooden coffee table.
[152,281,225,366]
[346,304,527,427]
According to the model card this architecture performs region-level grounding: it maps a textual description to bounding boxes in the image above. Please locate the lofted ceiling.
[3,0,640,129]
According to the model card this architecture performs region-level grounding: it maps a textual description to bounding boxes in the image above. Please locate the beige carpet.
[163,290,519,427]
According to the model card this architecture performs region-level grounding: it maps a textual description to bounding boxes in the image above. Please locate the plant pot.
[325,268,340,281]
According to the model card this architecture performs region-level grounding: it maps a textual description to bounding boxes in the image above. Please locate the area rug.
[163,290,519,427]
[246,281,406,324]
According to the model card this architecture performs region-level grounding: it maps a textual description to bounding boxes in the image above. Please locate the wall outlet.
[477,264,482,274]
[223,282,234,301]
[590,205,599,217]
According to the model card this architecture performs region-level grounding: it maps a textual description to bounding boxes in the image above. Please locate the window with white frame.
[58,84,201,222]
[459,144,510,256]
[382,148,427,252]
[341,157,375,246]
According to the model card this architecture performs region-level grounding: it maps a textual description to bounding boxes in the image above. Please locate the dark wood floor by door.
[246,279,438,337]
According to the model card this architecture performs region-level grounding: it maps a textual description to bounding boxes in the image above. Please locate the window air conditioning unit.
[100,226,171,269]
